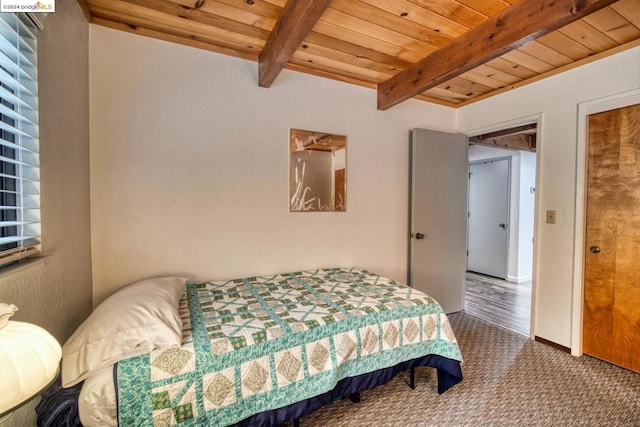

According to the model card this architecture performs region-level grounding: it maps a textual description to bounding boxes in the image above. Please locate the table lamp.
[0,303,62,421]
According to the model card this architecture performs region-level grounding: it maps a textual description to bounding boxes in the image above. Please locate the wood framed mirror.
[289,129,346,212]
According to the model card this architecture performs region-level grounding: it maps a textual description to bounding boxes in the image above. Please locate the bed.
[37,268,463,426]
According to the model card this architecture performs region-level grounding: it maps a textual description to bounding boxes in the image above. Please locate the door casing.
[463,114,542,340]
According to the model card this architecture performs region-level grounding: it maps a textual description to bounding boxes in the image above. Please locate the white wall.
[518,151,536,281]
[0,2,92,426]
[459,46,640,347]
[90,24,640,348]
[89,26,457,305]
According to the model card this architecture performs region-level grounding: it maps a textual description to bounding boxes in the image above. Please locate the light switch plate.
[546,210,556,224]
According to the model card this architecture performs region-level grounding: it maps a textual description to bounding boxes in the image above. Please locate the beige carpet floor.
[286,312,639,426]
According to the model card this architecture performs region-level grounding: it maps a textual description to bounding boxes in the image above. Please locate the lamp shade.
[0,304,62,417]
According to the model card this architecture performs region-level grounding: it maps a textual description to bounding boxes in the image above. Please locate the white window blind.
[0,14,39,267]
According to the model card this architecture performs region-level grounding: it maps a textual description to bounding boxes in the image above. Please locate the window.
[0,14,39,267]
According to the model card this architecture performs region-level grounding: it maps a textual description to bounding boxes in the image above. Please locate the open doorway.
[464,123,537,336]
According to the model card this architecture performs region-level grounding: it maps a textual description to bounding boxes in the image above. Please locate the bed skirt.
[232,353,462,426]
[35,377,82,427]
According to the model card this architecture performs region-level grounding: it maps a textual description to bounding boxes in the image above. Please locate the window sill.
[0,257,46,285]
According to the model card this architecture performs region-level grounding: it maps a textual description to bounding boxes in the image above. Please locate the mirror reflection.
[289,129,346,212]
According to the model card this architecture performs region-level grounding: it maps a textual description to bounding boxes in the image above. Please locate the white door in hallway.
[409,129,468,313]
[467,159,509,279]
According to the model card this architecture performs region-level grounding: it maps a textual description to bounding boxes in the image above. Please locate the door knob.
[499,223,507,229]
[590,246,601,254]
[415,233,425,240]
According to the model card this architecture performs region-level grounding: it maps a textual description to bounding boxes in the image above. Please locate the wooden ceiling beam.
[470,123,538,140]
[377,0,619,110]
[470,134,537,152]
[258,0,333,88]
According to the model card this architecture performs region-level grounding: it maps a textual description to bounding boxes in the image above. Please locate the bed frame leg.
[349,392,361,403]
[293,419,300,427]
[410,367,416,389]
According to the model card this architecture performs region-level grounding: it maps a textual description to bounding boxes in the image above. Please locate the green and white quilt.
[117,268,463,426]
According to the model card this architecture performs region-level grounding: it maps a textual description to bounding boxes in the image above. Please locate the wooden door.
[410,129,468,313]
[583,103,640,373]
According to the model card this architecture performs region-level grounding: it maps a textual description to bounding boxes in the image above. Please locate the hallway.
[464,272,531,336]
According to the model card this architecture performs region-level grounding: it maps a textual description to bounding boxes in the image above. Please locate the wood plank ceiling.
[78,0,640,109]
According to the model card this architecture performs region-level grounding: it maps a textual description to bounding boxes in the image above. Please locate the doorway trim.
[464,113,542,339]
[571,89,640,357]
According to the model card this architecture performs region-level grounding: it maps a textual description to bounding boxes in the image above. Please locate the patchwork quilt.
[117,268,463,426]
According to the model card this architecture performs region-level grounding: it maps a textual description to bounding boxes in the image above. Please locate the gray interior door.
[467,159,510,279]
[409,128,468,313]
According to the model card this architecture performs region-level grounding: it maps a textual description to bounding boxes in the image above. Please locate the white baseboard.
[507,274,532,283]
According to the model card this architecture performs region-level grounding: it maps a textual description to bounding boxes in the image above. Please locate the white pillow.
[78,365,117,427]
[62,276,187,387]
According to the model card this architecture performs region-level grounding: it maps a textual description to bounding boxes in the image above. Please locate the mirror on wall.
[289,129,346,212]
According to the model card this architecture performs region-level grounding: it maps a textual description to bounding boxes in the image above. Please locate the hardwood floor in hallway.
[464,272,531,336]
